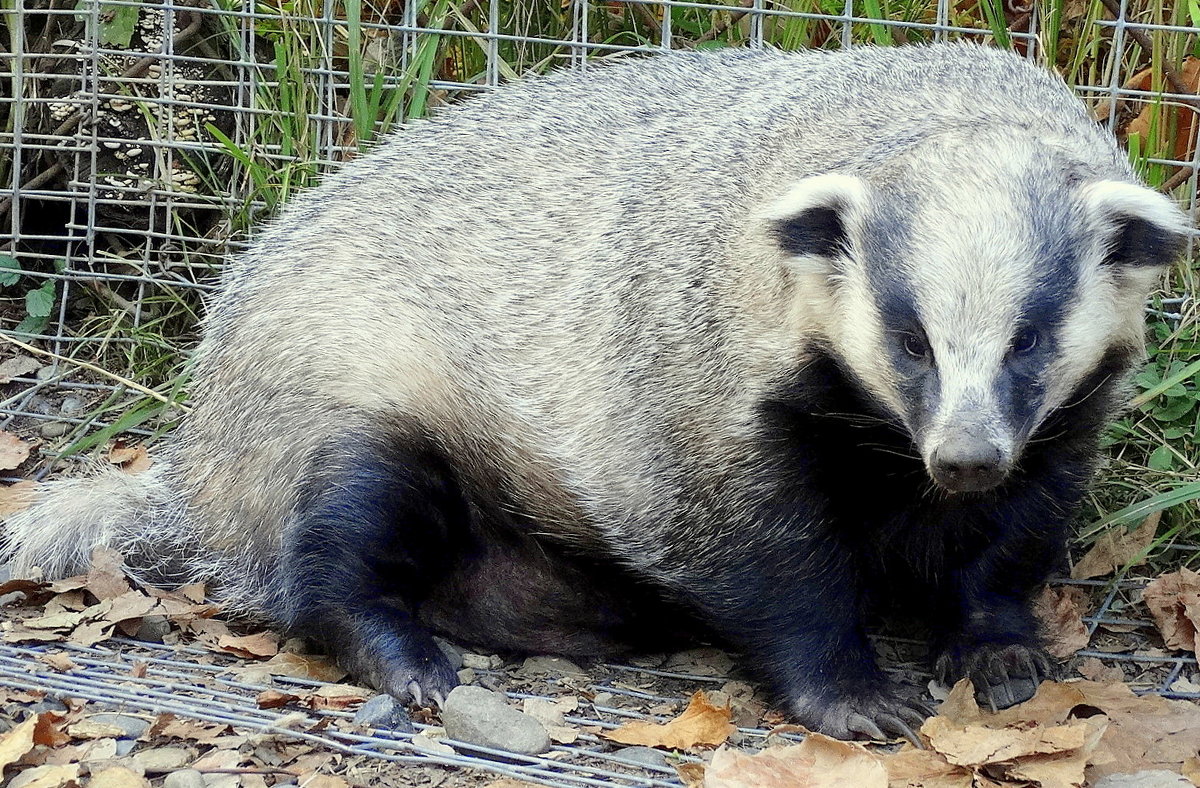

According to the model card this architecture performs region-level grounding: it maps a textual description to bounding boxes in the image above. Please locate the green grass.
[4,0,1198,567]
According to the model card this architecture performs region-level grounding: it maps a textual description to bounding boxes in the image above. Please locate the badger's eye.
[1011,327,1039,356]
[903,333,931,360]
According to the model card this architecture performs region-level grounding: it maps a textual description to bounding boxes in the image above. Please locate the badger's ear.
[759,174,867,273]
[1082,181,1190,269]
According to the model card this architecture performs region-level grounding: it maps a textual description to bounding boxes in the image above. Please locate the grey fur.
[2,43,1187,734]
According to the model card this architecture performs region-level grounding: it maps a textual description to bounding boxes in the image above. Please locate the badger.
[1,43,1188,742]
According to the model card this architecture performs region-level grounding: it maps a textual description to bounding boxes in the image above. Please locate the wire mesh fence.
[1,1,1198,454]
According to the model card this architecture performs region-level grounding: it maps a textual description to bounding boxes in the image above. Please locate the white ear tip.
[760,174,867,221]
[1082,180,1191,235]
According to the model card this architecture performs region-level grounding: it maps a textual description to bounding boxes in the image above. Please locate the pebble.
[0,563,10,583]
[457,667,476,685]
[133,746,191,771]
[60,396,86,414]
[460,652,493,670]
[612,746,669,769]
[114,738,137,756]
[442,685,551,756]
[163,770,206,788]
[135,615,172,643]
[434,637,464,670]
[351,694,414,733]
[1093,772,1194,788]
[40,421,70,438]
[88,713,150,739]
[412,733,456,757]
[519,655,587,677]
[29,698,68,714]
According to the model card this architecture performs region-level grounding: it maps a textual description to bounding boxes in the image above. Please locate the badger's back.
[3,44,1130,613]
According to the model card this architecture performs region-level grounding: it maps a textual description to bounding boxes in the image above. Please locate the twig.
[0,162,65,219]
[1158,165,1195,193]
[0,333,190,413]
[696,0,755,44]
[1098,0,1200,114]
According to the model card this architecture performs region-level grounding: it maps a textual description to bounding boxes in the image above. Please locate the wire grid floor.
[0,575,1196,786]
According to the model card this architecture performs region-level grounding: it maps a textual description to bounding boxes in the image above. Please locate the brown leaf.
[0,480,40,517]
[602,691,735,750]
[1033,585,1092,659]
[68,620,115,646]
[107,442,153,474]
[676,763,706,788]
[1075,657,1124,684]
[239,651,348,683]
[1071,511,1160,580]
[307,684,369,711]
[0,355,41,383]
[146,713,230,744]
[1126,59,1200,160]
[0,715,38,770]
[300,778,351,788]
[216,631,279,659]
[1142,568,1200,659]
[257,689,301,709]
[85,547,131,601]
[37,653,77,672]
[704,735,889,788]
[7,763,81,788]
[0,431,32,470]
[1183,756,1200,784]
[94,590,160,625]
[88,765,149,788]
[884,747,973,788]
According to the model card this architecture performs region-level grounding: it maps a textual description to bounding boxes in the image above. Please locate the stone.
[88,713,151,739]
[442,686,550,756]
[133,746,192,771]
[460,653,492,670]
[135,615,172,643]
[434,637,464,670]
[352,694,414,733]
[519,655,587,677]
[163,770,206,788]
[612,745,669,769]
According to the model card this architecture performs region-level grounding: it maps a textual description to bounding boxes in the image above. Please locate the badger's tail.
[1,460,196,586]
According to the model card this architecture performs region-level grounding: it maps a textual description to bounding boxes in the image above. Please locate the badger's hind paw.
[805,688,933,748]
[352,627,460,710]
[937,642,1055,713]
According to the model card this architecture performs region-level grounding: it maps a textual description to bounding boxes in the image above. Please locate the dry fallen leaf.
[1071,511,1160,580]
[602,691,735,749]
[0,355,41,383]
[0,431,31,471]
[306,684,369,711]
[37,653,77,672]
[1142,568,1200,660]
[147,713,230,744]
[8,763,82,788]
[89,765,150,788]
[1125,59,1200,160]
[107,441,153,474]
[1076,657,1125,684]
[299,777,351,788]
[0,715,37,771]
[705,734,889,788]
[237,651,348,683]
[216,631,280,659]
[1034,585,1092,659]
[86,547,132,600]
[884,747,973,788]
[257,689,301,709]
[0,480,40,517]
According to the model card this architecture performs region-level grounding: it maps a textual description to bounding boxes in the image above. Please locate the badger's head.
[763,152,1189,494]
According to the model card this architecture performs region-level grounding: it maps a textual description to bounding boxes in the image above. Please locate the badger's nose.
[930,434,1007,493]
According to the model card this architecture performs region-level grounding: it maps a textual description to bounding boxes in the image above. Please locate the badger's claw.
[804,686,933,748]
[345,626,460,712]
[936,641,1055,712]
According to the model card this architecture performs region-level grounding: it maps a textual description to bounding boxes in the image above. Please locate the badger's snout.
[929,433,1010,493]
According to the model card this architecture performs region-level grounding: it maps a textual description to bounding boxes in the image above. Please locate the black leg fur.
[278,430,466,707]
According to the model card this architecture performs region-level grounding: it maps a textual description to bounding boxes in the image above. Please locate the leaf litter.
[0,550,1198,786]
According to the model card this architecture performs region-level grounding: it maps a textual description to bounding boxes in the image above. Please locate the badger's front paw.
[347,626,460,709]
[797,686,934,747]
[936,641,1055,712]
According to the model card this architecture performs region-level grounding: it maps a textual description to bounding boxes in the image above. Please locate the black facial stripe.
[772,206,847,258]
[1003,185,1087,439]
[860,195,939,433]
